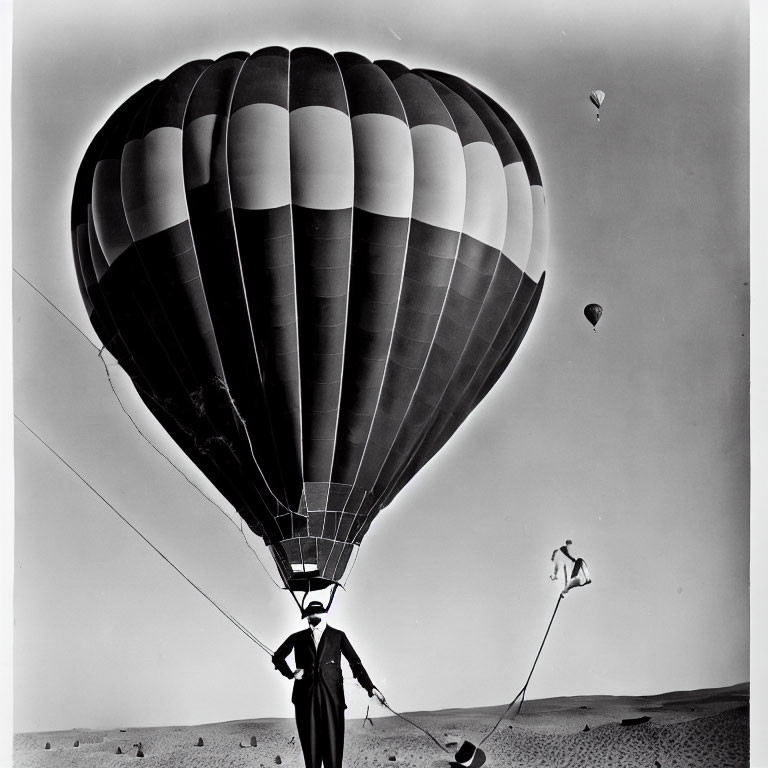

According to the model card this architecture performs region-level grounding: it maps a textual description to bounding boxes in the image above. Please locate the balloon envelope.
[584,303,603,327]
[589,90,605,110]
[71,47,548,595]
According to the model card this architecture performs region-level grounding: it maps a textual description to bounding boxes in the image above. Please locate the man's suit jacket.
[272,625,374,709]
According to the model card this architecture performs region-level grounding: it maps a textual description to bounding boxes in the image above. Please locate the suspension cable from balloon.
[13,267,284,590]
[20,267,296,521]
[215,380,297,517]
[15,413,275,657]
[341,542,362,589]
[99,350,283,591]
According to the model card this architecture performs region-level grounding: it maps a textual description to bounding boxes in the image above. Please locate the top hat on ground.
[453,740,486,768]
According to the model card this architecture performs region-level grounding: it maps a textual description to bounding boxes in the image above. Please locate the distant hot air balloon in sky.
[589,90,605,121]
[71,47,548,606]
[584,303,603,330]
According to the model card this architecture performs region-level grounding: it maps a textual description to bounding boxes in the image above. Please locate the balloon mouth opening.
[286,573,337,593]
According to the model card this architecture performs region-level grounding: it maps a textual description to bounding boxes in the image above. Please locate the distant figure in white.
[551,540,591,597]
[550,540,576,582]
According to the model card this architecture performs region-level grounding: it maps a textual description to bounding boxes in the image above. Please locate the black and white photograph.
[5,0,762,766]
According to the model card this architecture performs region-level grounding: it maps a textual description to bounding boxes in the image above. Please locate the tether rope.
[13,268,101,351]
[477,592,564,746]
[15,414,274,657]
[377,701,451,755]
[370,592,565,755]
[14,268,283,589]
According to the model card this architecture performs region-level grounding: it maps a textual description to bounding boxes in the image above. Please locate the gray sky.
[10,0,755,743]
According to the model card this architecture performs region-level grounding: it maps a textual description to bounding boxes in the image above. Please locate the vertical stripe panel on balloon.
[385,256,523,497]
[354,70,465,500]
[330,53,414,488]
[414,268,541,473]
[462,188,547,410]
[97,86,210,402]
[86,205,110,282]
[370,77,508,503]
[74,222,98,312]
[289,48,354,484]
[119,62,227,393]
[470,86,543,188]
[230,48,303,504]
[78,80,160,268]
[75,86,142,302]
[92,159,134,266]
[79,109,161,388]
[182,54,291,507]
[78,108,151,380]
[71,228,94,316]
[84,207,141,378]
[460,189,547,411]
[416,72,535,270]
[381,147,535,496]
[118,63,284,524]
[471,274,545,408]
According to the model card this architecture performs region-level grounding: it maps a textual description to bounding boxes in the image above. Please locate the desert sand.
[14,683,748,767]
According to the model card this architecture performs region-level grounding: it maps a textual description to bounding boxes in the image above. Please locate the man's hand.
[293,669,304,680]
[370,688,386,705]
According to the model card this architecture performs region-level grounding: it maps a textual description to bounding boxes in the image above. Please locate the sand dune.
[14,683,748,767]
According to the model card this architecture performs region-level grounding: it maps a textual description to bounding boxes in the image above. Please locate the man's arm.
[272,634,297,680]
[339,632,375,695]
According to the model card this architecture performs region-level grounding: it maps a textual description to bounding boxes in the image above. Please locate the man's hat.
[302,601,327,618]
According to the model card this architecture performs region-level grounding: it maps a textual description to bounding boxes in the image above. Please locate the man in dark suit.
[272,601,384,768]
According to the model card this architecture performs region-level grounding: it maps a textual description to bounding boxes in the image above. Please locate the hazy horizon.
[14,681,751,734]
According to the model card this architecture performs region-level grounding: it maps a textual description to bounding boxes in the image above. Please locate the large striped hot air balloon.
[71,47,548,603]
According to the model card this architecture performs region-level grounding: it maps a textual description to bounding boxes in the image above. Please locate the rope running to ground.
[14,267,283,590]
[477,592,564,747]
[13,268,101,351]
[372,592,564,757]
[378,702,451,755]
[15,414,274,657]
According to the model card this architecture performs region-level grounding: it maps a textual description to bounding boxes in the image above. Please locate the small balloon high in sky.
[71,46,548,614]
[589,89,605,121]
[584,303,603,331]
